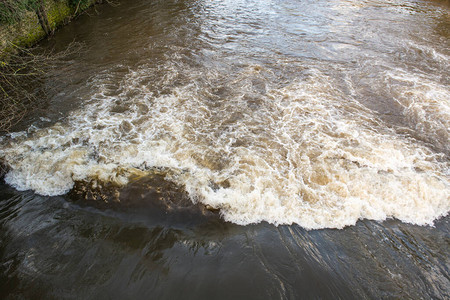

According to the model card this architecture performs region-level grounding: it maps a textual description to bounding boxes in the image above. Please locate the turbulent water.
[1,0,449,229]
[0,0,449,298]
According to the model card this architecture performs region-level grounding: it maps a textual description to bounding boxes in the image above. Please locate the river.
[0,0,449,298]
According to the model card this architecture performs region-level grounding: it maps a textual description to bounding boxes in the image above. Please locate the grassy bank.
[0,0,100,132]
[0,0,101,56]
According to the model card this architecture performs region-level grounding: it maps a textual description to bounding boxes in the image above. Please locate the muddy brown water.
[0,0,449,298]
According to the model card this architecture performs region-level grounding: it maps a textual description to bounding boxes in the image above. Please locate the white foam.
[0,66,448,229]
[383,69,450,153]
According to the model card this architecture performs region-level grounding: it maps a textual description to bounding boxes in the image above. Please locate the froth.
[383,70,450,154]
[1,66,448,229]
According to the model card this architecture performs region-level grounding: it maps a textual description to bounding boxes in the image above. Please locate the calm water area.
[0,0,449,298]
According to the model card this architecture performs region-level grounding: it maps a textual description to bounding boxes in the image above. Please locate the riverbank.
[0,0,101,56]
[0,0,100,132]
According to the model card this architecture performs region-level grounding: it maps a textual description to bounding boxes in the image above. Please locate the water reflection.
[0,183,448,299]
[1,0,449,298]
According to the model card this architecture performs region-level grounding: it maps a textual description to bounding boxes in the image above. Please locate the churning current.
[1,0,449,229]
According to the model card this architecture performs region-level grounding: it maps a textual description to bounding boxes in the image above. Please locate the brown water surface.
[0,0,449,298]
